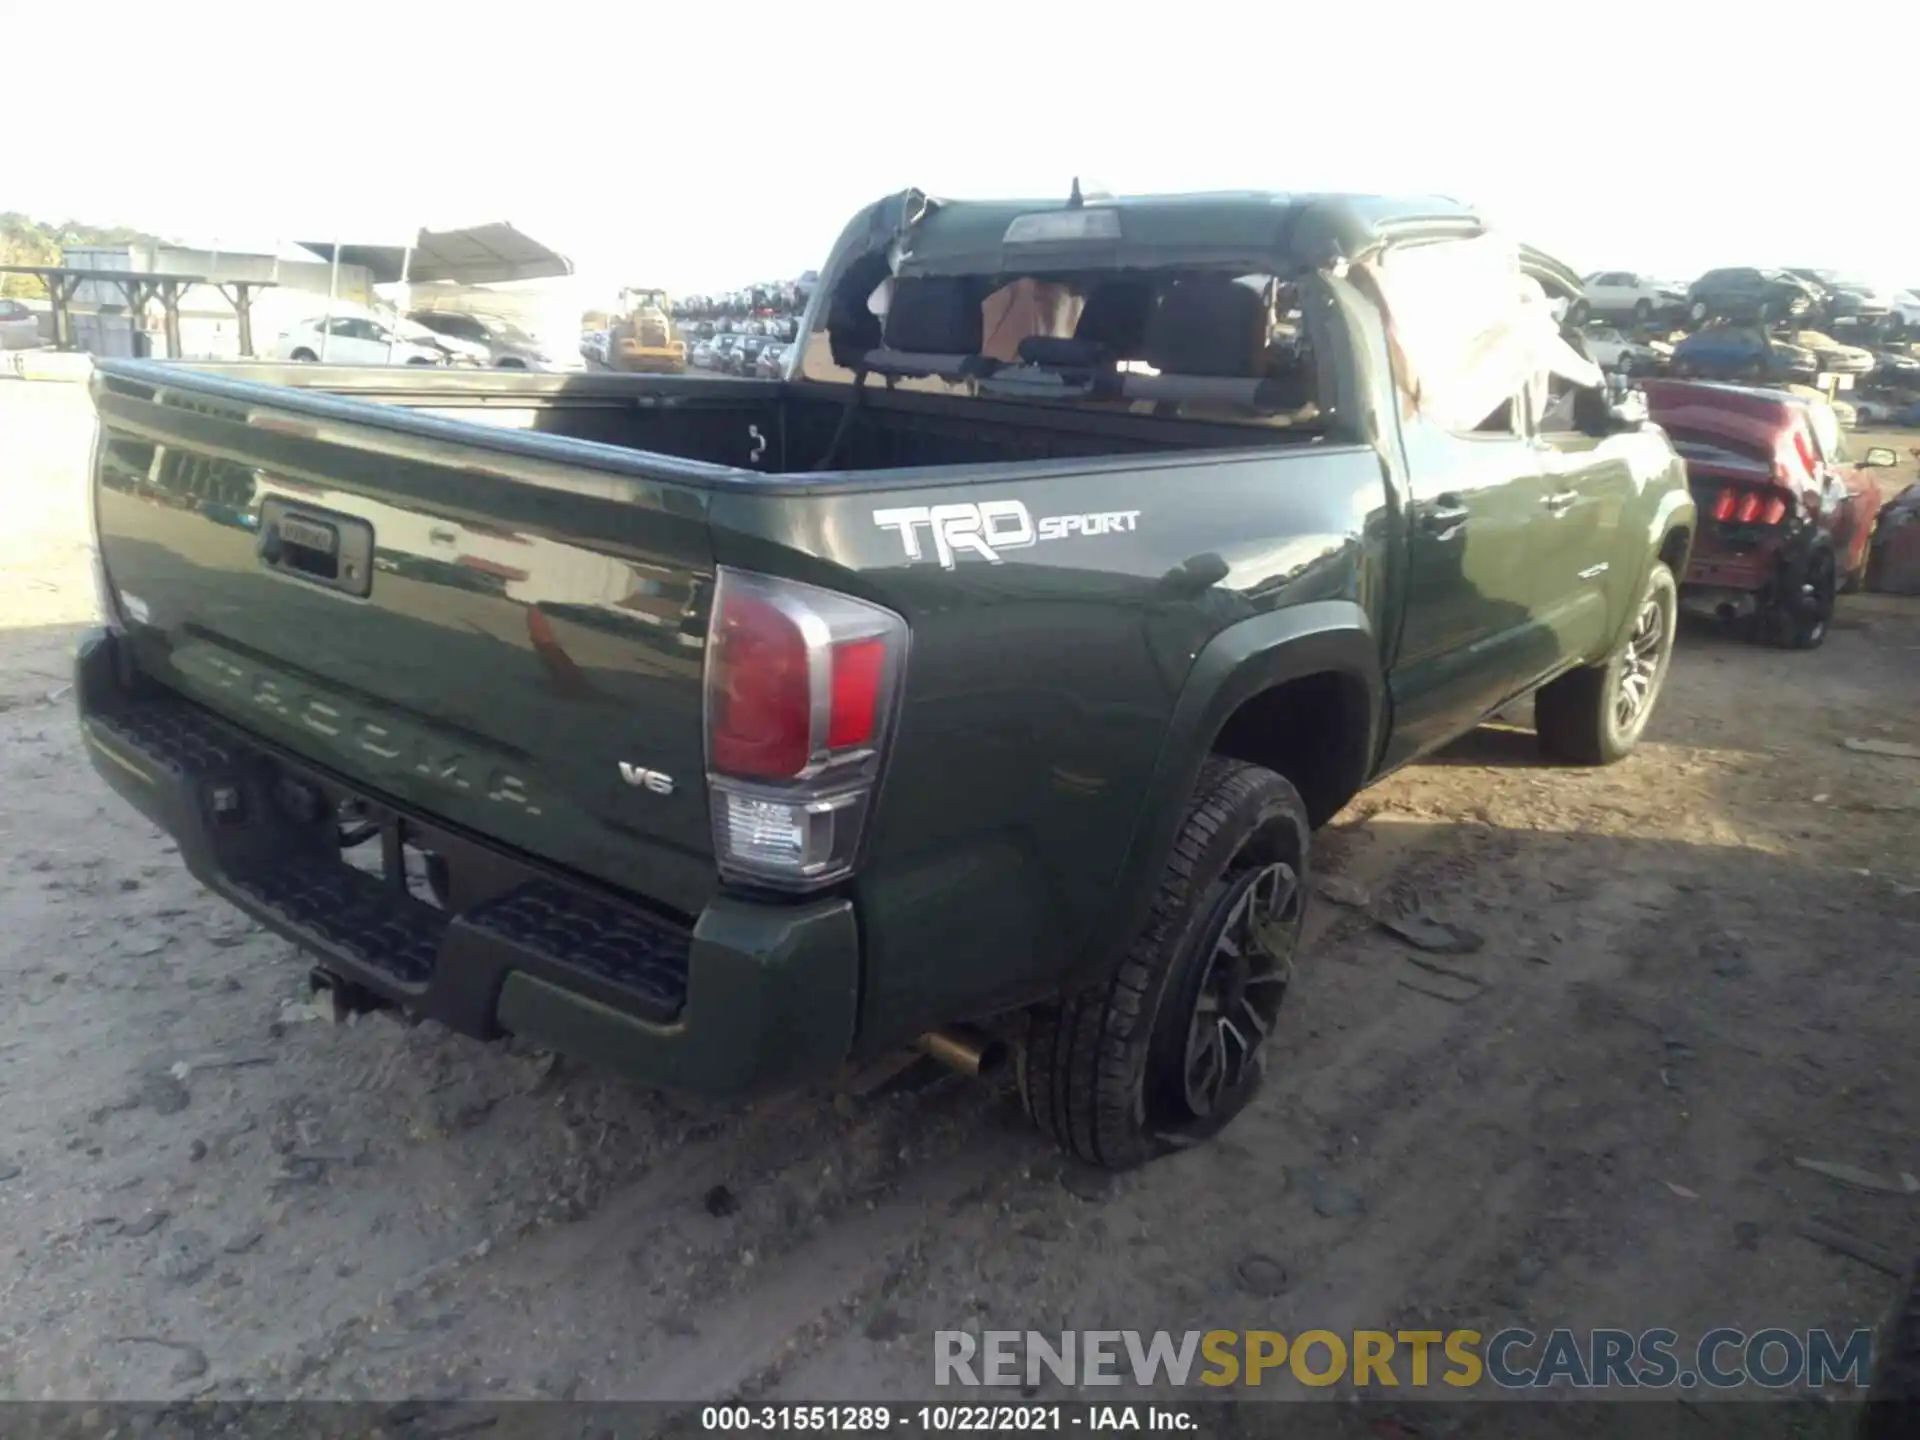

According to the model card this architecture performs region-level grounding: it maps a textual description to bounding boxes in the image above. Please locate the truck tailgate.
[88,365,721,916]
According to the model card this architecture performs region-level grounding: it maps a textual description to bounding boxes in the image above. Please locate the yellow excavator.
[608,287,686,373]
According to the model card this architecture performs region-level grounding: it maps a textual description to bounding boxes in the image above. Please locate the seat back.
[1141,276,1268,378]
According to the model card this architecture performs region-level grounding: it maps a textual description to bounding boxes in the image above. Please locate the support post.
[386,239,415,364]
[322,239,341,362]
[50,275,76,351]
[234,284,255,358]
[160,282,183,359]
[113,278,144,358]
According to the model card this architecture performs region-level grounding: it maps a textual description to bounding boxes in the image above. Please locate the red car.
[1642,379,1895,648]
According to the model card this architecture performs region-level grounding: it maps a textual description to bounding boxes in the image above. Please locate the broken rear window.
[797,266,1328,432]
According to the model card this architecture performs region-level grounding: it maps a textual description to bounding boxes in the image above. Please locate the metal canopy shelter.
[296,223,575,285]
[0,265,277,357]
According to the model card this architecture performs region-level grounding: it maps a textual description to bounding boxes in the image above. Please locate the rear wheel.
[1862,1258,1920,1440]
[1536,562,1678,765]
[1020,759,1309,1171]
[1764,545,1837,649]
[1633,299,1652,326]
[1842,547,1869,595]
[290,348,317,362]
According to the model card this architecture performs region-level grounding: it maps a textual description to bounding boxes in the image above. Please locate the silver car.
[408,311,563,370]
[0,298,41,350]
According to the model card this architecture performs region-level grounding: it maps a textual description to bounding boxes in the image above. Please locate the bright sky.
[13,3,1917,299]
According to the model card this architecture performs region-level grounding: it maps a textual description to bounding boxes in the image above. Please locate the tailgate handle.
[1543,489,1579,514]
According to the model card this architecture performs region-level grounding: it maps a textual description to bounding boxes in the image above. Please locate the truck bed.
[116,361,1285,479]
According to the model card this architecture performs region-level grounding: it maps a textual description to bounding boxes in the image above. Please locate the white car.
[1582,325,1670,374]
[272,315,445,366]
[0,297,41,350]
[1582,271,1689,326]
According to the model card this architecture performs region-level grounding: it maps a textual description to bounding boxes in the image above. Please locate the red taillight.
[828,638,886,750]
[1792,428,1818,480]
[704,569,908,890]
[708,587,812,779]
[1712,485,1790,526]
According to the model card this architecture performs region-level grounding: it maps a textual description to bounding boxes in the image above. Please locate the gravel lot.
[2,378,1917,1410]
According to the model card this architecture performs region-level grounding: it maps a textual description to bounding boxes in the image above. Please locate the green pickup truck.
[75,189,1695,1169]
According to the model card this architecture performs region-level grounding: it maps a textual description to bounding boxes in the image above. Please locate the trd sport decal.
[872,501,1142,569]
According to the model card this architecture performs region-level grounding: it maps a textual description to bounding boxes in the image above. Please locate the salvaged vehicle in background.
[1644,379,1894,647]
[1865,471,1920,596]
[1785,329,1877,376]
[1868,347,1920,385]
[75,188,1695,1169]
[1685,268,1820,327]
[1583,324,1671,375]
[1582,271,1688,326]
[273,314,448,367]
[0,296,42,350]
[409,310,566,371]
[1785,269,1897,328]
[754,341,789,379]
[1669,323,1818,383]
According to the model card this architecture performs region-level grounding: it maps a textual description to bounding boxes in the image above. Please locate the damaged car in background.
[1865,468,1920,595]
[1785,269,1898,329]
[1669,323,1819,383]
[1785,329,1877,376]
[1582,324,1672,375]
[1644,379,1892,648]
[1582,271,1688,327]
[1684,268,1821,327]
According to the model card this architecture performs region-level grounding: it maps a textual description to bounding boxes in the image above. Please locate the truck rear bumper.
[73,627,860,1098]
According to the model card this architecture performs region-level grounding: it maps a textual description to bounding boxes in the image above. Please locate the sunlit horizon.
[12,4,1919,299]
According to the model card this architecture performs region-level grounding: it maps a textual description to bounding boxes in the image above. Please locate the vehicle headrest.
[826,250,893,368]
[1142,276,1268,378]
[884,277,983,355]
[1074,280,1155,355]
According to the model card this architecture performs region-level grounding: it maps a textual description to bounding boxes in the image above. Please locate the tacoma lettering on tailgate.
[174,647,544,816]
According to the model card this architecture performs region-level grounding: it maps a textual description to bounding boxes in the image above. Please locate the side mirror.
[1863,446,1898,467]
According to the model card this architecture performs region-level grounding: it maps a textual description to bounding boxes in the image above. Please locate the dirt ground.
[1,378,1916,1408]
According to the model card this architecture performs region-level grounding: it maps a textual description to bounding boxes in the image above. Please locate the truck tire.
[1534,561,1678,765]
[1019,758,1308,1171]
[1862,1258,1920,1440]
[1763,545,1836,650]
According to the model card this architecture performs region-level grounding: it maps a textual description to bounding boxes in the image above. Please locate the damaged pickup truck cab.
[76,189,1695,1169]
